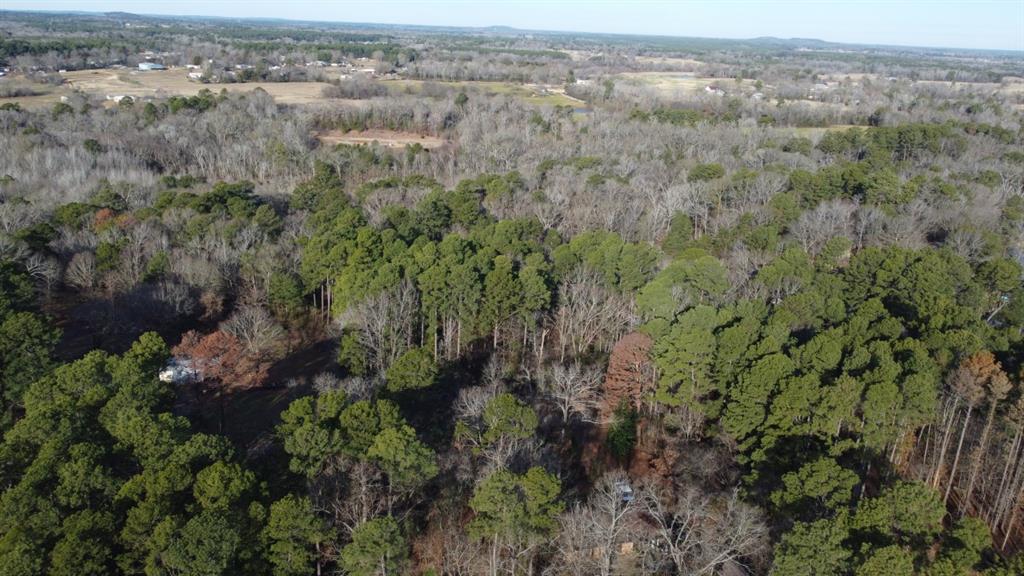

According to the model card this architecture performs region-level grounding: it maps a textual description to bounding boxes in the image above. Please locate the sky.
[5,1,1023,52]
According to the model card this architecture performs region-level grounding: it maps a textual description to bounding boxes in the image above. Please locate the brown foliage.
[92,208,116,231]
[601,332,654,422]
[173,329,270,389]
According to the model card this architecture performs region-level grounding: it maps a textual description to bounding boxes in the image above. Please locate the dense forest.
[0,9,1023,576]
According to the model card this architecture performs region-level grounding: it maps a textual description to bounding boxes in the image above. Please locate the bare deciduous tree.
[222,303,285,356]
[65,252,97,291]
[637,482,768,575]
[555,471,640,576]
[555,267,636,362]
[342,278,419,374]
[541,362,601,427]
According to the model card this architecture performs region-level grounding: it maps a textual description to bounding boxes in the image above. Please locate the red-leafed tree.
[174,329,270,390]
[601,331,654,423]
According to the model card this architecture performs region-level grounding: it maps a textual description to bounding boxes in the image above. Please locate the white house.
[138,62,166,71]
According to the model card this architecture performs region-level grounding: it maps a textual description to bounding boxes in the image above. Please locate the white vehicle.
[159,358,200,384]
[615,480,635,503]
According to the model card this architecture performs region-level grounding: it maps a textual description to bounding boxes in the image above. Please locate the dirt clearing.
[315,129,446,149]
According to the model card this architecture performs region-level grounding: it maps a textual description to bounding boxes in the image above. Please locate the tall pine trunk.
[992,426,1022,524]
[932,396,959,488]
[944,405,974,506]
[963,397,1000,515]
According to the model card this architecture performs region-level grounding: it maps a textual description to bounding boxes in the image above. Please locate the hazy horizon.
[4,1,1023,52]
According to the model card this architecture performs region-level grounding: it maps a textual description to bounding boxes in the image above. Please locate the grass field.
[383,78,585,107]
[616,71,756,95]
[62,68,335,104]
[0,68,339,109]
[0,68,588,110]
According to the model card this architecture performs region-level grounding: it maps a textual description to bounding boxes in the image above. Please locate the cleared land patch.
[315,129,446,149]
[616,72,756,95]
[383,78,584,107]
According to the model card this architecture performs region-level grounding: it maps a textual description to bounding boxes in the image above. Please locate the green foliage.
[855,545,915,576]
[661,211,694,257]
[606,400,638,460]
[469,467,562,543]
[937,516,991,571]
[168,89,218,114]
[552,230,659,291]
[688,163,726,182]
[481,255,522,339]
[772,517,851,576]
[51,101,74,120]
[268,271,305,318]
[633,107,708,127]
[83,138,103,155]
[0,333,262,576]
[290,160,344,212]
[95,240,124,272]
[385,347,438,392]
[264,495,329,576]
[277,391,348,477]
[253,204,283,237]
[340,517,407,576]
[482,393,538,445]
[638,251,728,322]
[851,481,946,547]
[339,399,404,457]
[782,136,814,155]
[367,425,438,488]
[652,305,727,414]
[157,511,243,576]
[0,311,60,427]
[337,329,369,377]
[143,251,170,282]
[771,457,857,519]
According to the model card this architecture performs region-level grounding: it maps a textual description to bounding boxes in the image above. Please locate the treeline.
[0,26,1022,574]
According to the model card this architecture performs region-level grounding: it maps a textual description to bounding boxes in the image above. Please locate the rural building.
[138,62,166,71]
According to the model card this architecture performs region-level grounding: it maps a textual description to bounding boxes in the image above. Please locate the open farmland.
[0,67,341,109]
[63,68,335,104]
[0,68,591,110]
[615,71,758,95]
